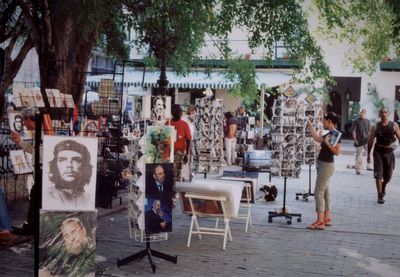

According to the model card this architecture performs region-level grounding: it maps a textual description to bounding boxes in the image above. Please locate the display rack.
[268,88,303,224]
[268,177,302,224]
[192,94,224,175]
[295,99,323,201]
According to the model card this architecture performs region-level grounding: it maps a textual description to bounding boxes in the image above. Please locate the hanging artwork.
[8,111,32,140]
[39,211,97,277]
[42,136,98,211]
[145,125,174,163]
[144,163,173,234]
[142,96,171,121]
[21,88,35,107]
[33,88,45,107]
[130,95,143,121]
[9,150,32,174]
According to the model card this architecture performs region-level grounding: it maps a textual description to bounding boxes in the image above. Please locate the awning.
[85,70,293,90]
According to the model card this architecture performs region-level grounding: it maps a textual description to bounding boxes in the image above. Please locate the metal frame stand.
[117,240,177,273]
[295,164,314,201]
[268,177,302,224]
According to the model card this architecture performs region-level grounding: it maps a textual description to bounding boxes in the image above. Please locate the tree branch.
[16,0,42,50]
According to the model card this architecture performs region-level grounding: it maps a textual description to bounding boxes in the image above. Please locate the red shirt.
[167,119,192,152]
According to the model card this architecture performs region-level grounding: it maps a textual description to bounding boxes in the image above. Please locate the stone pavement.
[1,141,400,276]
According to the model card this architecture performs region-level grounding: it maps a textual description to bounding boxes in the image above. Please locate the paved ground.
[1,140,400,276]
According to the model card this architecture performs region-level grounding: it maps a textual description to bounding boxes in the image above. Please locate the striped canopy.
[85,70,292,91]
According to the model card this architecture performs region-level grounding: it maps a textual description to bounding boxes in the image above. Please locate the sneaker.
[356,171,361,175]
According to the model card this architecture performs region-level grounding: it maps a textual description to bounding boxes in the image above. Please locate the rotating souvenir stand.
[295,101,323,201]
[268,92,302,224]
[192,96,224,178]
[118,120,177,273]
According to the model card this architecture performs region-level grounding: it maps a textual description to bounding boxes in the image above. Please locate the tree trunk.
[37,10,101,114]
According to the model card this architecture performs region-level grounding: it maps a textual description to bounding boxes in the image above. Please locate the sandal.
[324,218,332,226]
[306,221,325,230]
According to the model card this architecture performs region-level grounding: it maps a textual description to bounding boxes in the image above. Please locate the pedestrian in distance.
[351,108,372,174]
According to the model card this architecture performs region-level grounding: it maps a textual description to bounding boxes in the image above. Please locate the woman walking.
[306,112,341,230]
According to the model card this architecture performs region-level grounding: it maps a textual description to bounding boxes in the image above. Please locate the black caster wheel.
[287,220,292,225]
[297,217,302,223]
[305,198,308,202]
[296,196,299,200]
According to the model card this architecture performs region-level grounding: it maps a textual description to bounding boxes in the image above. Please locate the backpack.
[260,184,278,201]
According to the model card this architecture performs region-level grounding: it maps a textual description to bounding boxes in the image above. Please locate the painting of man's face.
[61,218,89,255]
[57,150,83,183]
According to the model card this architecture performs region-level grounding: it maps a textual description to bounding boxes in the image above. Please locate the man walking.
[352,108,372,174]
[368,107,400,204]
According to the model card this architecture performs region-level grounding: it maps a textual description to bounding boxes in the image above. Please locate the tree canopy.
[1,0,344,118]
[313,0,399,74]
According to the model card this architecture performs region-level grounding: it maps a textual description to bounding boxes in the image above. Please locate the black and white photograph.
[8,111,32,140]
[42,136,98,211]
[39,211,97,277]
[130,95,142,121]
[141,95,171,121]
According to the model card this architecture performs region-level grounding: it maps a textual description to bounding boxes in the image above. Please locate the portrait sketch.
[42,136,98,211]
[145,163,174,234]
[39,211,96,277]
[142,96,171,121]
[8,112,32,140]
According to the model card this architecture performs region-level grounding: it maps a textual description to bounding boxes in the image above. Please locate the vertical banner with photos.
[42,136,98,211]
[144,125,175,234]
[39,211,97,277]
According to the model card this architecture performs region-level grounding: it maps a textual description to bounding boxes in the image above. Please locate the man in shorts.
[368,107,400,204]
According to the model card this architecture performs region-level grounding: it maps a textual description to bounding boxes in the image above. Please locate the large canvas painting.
[145,125,174,163]
[144,163,173,234]
[8,111,32,140]
[42,136,98,211]
[39,211,97,277]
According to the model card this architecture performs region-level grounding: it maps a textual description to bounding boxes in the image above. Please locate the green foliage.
[348,101,360,121]
[226,58,258,102]
[314,0,398,74]
[127,0,332,92]
[367,83,389,114]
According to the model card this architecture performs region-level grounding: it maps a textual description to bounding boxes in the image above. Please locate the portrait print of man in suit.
[145,163,173,233]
